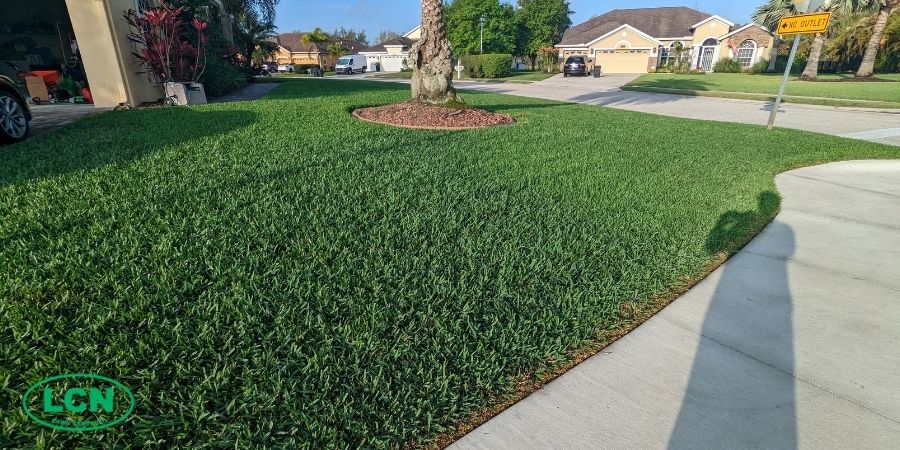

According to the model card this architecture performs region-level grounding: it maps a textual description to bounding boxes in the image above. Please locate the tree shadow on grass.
[0,107,257,188]
[628,77,713,92]
[669,191,799,449]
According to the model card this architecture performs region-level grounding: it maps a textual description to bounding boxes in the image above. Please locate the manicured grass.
[374,70,554,83]
[1,79,897,448]
[625,73,900,107]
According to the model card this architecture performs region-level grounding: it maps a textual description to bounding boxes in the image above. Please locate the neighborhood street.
[382,74,900,146]
[451,160,900,449]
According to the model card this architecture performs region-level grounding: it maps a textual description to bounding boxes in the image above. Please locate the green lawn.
[625,73,900,107]
[374,70,554,83]
[1,80,897,448]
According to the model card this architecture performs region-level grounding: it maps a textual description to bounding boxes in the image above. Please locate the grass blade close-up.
[1,79,898,448]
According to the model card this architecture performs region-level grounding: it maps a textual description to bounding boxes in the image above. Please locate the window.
[658,42,679,67]
[736,40,757,67]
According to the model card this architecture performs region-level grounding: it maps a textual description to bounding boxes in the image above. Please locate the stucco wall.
[691,18,731,45]
[66,0,162,107]
[589,29,657,49]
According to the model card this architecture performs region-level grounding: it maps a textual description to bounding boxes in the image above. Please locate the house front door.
[699,47,715,72]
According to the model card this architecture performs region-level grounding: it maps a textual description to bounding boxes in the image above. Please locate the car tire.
[563,73,568,77]
[0,91,29,144]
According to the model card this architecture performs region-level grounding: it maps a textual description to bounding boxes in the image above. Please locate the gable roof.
[559,7,713,46]
[276,33,324,53]
[718,23,773,40]
[361,36,417,54]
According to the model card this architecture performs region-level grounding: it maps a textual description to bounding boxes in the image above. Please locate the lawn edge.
[422,158,898,449]
[621,85,900,109]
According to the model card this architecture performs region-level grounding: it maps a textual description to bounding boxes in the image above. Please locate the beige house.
[556,7,775,73]
[359,26,421,72]
[272,33,366,70]
[1,0,233,108]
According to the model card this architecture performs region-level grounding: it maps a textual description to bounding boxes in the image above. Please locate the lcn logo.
[22,373,135,431]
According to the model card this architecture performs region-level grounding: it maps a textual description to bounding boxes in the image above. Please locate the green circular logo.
[22,373,135,432]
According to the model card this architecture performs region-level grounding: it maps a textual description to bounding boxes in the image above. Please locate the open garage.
[1,0,162,111]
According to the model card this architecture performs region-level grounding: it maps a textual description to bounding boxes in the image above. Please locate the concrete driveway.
[455,75,900,146]
[450,160,900,449]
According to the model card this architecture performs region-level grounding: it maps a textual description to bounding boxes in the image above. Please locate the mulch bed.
[352,101,514,130]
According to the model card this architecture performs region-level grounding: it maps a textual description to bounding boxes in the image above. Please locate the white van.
[336,54,367,75]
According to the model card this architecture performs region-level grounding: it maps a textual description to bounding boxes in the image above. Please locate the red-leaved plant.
[124,1,208,83]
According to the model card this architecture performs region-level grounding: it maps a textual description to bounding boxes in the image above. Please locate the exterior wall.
[404,26,421,40]
[588,29,657,50]
[691,18,731,45]
[67,0,163,107]
[721,27,775,65]
[274,47,321,66]
[384,46,407,55]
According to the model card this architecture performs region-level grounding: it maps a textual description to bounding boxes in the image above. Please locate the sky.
[274,1,759,43]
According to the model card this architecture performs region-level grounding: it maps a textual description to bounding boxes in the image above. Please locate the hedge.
[460,54,513,78]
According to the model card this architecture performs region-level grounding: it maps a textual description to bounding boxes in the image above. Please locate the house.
[0,0,236,107]
[272,33,366,70]
[358,26,421,72]
[555,7,775,73]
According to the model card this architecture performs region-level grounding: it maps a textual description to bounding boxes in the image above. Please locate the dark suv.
[563,56,590,77]
[0,69,31,144]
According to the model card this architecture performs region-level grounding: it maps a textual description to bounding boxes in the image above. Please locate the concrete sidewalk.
[451,160,900,449]
[451,75,900,146]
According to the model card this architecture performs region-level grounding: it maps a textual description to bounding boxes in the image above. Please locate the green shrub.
[293,64,319,73]
[480,54,513,78]
[200,58,248,97]
[460,54,513,78]
[748,59,771,74]
[713,58,742,73]
[461,55,483,78]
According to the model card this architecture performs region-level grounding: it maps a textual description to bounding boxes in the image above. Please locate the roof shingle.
[559,7,712,46]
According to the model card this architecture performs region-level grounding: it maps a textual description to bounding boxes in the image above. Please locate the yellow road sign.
[777,12,832,35]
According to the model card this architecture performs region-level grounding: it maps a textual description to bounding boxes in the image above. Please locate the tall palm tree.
[754,0,797,72]
[303,28,331,70]
[326,42,349,68]
[852,0,899,76]
[755,0,857,79]
[409,0,458,104]
[237,12,278,70]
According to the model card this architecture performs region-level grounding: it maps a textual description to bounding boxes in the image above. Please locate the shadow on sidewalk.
[668,192,797,449]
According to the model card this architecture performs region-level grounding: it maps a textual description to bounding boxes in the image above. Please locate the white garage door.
[595,50,651,73]
[381,55,406,72]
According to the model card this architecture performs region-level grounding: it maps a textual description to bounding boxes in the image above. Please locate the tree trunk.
[767,37,780,72]
[800,33,825,79]
[409,0,457,104]
[856,4,895,78]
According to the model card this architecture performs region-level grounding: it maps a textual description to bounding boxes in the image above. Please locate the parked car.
[335,55,367,75]
[563,56,590,77]
[0,71,31,144]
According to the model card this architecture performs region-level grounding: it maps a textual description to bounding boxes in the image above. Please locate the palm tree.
[236,12,278,71]
[326,42,349,69]
[409,0,458,104]
[753,0,797,72]
[755,0,858,79]
[303,28,331,70]
[852,0,899,77]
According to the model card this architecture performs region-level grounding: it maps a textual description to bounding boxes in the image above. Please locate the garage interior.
[1,0,98,133]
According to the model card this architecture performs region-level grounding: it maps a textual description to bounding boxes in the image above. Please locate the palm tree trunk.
[801,33,825,79]
[856,3,896,78]
[409,0,457,103]
[767,37,780,72]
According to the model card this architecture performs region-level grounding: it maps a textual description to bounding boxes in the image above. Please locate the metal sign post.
[767,35,802,131]
[767,3,832,130]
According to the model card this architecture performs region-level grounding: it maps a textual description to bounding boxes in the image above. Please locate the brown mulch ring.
[352,101,514,130]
